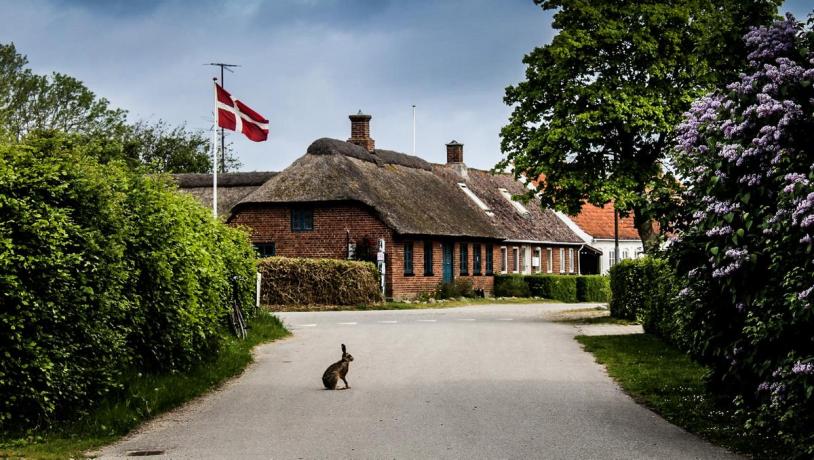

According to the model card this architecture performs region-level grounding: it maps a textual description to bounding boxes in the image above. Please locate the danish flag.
[214,82,269,142]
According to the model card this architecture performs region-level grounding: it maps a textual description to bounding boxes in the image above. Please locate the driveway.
[97,303,737,459]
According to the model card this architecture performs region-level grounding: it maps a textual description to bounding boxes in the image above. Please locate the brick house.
[176,113,595,299]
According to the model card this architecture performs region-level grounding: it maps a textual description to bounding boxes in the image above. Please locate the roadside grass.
[576,334,783,458]
[267,296,560,312]
[550,307,638,325]
[0,312,290,460]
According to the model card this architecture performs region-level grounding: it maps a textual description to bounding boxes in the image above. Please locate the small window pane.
[424,240,433,276]
[486,244,494,275]
[404,242,414,275]
[473,244,481,275]
[460,243,468,275]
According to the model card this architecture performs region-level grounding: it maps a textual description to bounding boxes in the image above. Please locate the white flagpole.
[411,104,416,155]
[212,113,218,218]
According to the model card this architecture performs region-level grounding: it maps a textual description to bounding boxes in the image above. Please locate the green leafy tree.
[0,42,240,173]
[121,120,237,174]
[500,0,780,251]
[0,42,127,140]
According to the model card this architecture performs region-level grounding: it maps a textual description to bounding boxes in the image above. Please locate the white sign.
[377,252,385,262]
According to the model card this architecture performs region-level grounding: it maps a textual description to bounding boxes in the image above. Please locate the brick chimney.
[446,140,463,163]
[348,111,375,152]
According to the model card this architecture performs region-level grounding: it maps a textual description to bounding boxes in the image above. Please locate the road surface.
[97,303,737,459]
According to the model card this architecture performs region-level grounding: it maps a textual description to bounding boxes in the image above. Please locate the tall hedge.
[494,274,609,302]
[608,258,679,341]
[258,257,382,306]
[0,134,256,431]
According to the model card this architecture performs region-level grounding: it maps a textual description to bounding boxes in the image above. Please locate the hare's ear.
[341,344,346,353]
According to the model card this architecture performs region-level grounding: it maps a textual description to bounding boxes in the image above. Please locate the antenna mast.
[206,62,240,172]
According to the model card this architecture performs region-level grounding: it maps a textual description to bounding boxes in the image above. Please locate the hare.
[322,344,354,390]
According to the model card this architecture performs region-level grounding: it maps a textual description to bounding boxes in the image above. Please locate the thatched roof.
[236,139,501,239]
[433,166,585,244]
[173,171,276,216]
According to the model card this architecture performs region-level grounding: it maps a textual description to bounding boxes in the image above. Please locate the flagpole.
[411,104,416,155]
[212,117,218,218]
[212,78,219,218]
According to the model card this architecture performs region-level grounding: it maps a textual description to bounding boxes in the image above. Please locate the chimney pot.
[446,140,463,164]
[348,111,375,152]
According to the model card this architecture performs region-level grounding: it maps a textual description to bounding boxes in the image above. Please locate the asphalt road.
[97,303,738,459]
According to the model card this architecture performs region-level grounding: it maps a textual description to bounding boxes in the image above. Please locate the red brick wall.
[389,238,497,299]
[230,203,502,300]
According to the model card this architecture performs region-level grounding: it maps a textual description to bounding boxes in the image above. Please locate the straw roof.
[433,166,585,244]
[173,171,276,216]
[236,138,501,239]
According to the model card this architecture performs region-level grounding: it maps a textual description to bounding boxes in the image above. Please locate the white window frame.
[546,248,553,273]
[569,248,575,274]
[512,247,520,273]
[500,246,508,274]
[609,250,617,268]
[559,248,565,273]
[533,247,542,273]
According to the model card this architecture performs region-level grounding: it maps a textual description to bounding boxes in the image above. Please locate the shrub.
[493,275,530,297]
[0,134,256,431]
[526,275,578,302]
[576,275,611,302]
[608,258,677,339]
[435,278,476,299]
[258,257,382,306]
[668,16,814,455]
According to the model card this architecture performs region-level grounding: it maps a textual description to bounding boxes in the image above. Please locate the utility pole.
[206,62,240,172]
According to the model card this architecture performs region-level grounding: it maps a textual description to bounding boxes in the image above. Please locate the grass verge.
[576,334,783,458]
[0,312,290,460]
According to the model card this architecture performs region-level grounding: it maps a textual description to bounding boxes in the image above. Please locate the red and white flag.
[214,82,269,142]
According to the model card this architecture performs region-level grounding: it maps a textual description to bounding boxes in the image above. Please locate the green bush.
[493,275,530,297]
[258,257,382,306]
[435,278,476,299]
[576,275,611,302]
[527,275,578,302]
[609,258,678,340]
[0,134,256,431]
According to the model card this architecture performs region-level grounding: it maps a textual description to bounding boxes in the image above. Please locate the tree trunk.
[633,207,660,254]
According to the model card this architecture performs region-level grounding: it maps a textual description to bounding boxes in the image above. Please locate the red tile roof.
[570,202,640,240]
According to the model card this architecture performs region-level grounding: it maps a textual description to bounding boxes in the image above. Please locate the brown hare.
[322,344,354,390]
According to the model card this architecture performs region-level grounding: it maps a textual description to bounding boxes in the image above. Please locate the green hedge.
[608,258,678,340]
[0,134,257,431]
[493,275,531,297]
[258,257,382,306]
[494,274,609,302]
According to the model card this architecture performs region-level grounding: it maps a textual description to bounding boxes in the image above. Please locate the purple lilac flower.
[792,361,814,375]
[798,286,814,300]
[783,173,809,193]
[706,226,733,237]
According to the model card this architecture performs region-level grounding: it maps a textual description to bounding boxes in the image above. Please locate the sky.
[2,0,811,172]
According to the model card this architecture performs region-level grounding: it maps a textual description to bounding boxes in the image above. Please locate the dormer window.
[498,188,529,215]
[458,183,494,217]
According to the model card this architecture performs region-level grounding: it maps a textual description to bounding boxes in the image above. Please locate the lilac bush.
[670,14,814,455]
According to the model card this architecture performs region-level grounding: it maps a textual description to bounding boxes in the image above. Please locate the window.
[460,243,469,275]
[423,241,433,275]
[485,244,493,275]
[559,248,565,273]
[547,248,553,273]
[458,183,494,217]
[498,187,530,215]
[291,208,314,231]
[500,246,507,273]
[569,248,575,274]
[473,244,482,275]
[534,247,541,273]
[609,250,617,268]
[520,246,527,273]
[253,243,276,258]
[404,242,414,275]
[513,247,520,273]
[622,249,629,260]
